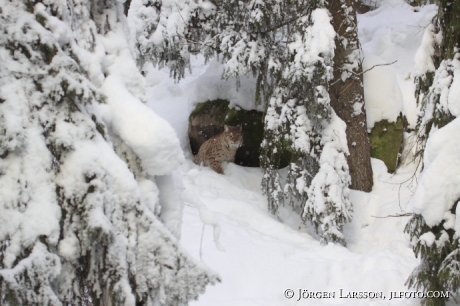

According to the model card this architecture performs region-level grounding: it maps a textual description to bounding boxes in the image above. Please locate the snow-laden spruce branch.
[0,1,220,305]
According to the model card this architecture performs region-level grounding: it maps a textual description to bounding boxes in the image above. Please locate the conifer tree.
[405,1,460,305]
[0,0,219,305]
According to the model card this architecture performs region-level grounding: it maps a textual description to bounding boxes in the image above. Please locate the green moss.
[369,116,404,173]
[189,99,229,123]
[190,99,240,126]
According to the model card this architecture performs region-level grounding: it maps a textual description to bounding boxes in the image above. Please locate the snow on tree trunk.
[0,1,219,305]
[326,0,373,192]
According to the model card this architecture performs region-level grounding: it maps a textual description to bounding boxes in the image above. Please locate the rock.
[368,115,404,173]
[189,99,264,167]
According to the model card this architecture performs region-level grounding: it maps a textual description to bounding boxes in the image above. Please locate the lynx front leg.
[193,154,200,165]
[209,159,224,174]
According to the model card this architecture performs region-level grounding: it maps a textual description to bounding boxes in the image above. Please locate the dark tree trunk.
[124,0,131,16]
[327,0,374,192]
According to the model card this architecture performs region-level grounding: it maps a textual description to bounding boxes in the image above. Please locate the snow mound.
[363,53,403,129]
[101,75,184,176]
[411,117,460,227]
[358,0,438,128]
[188,58,260,111]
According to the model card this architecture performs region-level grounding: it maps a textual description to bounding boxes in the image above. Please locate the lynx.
[194,125,243,174]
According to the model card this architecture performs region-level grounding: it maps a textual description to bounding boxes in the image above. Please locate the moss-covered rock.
[189,99,265,167]
[369,115,404,173]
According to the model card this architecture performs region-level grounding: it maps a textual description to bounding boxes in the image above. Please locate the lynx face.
[224,125,243,149]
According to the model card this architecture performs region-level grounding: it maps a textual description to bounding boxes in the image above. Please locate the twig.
[398,182,404,211]
[174,0,187,25]
[339,78,357,94]
[396,156,422,210]
[371,213,414,218]
[361,60,397,75]
[199,224,205,260]
[331,60,398,91]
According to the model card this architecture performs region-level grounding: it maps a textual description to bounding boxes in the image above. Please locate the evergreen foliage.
[131,0,213,80]
[413,0,460,159]
[0,0,219,305]
[405,212,457,306]
[131,0,353,245]
[406,1,460,304]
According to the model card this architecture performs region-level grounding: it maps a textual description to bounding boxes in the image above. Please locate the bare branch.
[371,213,414,218]
[361,60,398,75]
[330,60,398,88]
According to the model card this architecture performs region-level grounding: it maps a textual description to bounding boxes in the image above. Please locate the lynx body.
[194,125,243,174]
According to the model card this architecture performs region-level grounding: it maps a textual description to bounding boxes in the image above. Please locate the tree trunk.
[327,0,374,192]
[124,0,131,16]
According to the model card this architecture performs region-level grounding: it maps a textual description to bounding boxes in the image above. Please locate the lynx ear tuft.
[238,124,242,131]
[224,124,229,132]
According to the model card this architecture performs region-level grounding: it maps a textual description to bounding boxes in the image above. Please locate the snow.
[447,55,460,117]
[455,205,460,239]
[412,23,438,77]
[289,8,336,71]
[155,172,183,239]
[138,0,452,302]
[363,53,403,129]
[419,232,436,247]
[101,74,184,176]
[0,0,218,304]
[358,1,438,128]
[187,58,260,111]
[0,242,62,304]
[144,56,261,148]
[175,160,419,306]
[303,111,352,245]
[411,117,460,227]
[2,0,458,304]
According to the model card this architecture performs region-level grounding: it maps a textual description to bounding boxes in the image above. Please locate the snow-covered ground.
[177,159,417,306]
[144,1,455,305]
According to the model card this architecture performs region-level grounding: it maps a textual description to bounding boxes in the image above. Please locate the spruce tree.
[0,0,219,305]
[405,1,460,305]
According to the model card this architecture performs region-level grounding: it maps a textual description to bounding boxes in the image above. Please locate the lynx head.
[223,124,243,149]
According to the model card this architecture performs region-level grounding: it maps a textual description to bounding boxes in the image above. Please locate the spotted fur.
[194,125,243,174]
